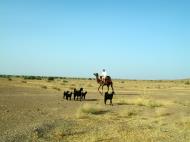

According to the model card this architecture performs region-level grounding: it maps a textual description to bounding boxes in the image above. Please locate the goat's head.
[68,91,72,94]
[105,92,108,95]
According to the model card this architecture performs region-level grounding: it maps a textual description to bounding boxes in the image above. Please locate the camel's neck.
[95,75,99,81]
[95,75,101,83]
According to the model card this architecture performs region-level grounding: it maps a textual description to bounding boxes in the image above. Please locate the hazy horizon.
[1,0,190,80]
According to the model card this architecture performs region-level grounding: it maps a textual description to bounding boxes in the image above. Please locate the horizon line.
[0,73,189,81]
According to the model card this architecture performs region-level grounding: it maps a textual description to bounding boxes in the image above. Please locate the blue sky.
[0,0,190,79]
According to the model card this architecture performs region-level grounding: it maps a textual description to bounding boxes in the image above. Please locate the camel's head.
[93,73,99,77]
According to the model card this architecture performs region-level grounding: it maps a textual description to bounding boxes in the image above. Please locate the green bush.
[48,77,54,81]
[41,85,47,89]
[63,80,68,83]
[185,81,190,85]
[8,78,12,81]
[24,76,42,80]
[22,80,27,83]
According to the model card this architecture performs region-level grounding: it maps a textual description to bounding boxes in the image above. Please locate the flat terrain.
[0,77,190,142]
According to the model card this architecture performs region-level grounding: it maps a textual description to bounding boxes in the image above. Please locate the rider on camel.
[101,69,107,83]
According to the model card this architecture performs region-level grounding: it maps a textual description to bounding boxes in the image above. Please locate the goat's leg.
[104,98,106,105]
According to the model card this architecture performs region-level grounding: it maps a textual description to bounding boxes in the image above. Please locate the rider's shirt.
[102,71,107,78]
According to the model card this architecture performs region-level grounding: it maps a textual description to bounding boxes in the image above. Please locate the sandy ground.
[0,77,190,142]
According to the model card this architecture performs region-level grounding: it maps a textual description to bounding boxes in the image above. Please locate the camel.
[93,73,114,95]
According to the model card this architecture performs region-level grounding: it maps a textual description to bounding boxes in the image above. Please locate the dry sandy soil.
[0,77,190,142]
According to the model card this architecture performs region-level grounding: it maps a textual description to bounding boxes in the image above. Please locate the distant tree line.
[0,74,95,81]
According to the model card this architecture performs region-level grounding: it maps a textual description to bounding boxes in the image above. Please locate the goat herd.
[63,88,87,101]
[63,88,115,105]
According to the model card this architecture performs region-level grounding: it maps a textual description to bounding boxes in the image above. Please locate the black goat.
[74,88,83,101]
[104,91,114,105]
[63,91,69,99]
[63,91,72,100]
[81,91,87,100]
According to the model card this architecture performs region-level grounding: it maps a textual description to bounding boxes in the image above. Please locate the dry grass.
[155,108,171,117]
[0,77,190,142]
[52,86,61,91]
[174,100,190,106]
[21,80,27,83]
[76,103,108,119]
[116,97,164,108]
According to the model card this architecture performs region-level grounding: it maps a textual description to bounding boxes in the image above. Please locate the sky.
[0,0,190,79]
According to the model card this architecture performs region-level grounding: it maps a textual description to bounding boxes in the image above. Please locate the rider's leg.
[103,76,105,83]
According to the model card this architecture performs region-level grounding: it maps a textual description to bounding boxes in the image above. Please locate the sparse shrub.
[155,108,171,117]
[52,129,65,141]
[174,100,190,106]
[135,98,162,107]
[81,104,105,114]
[156,85,161,89]
[184,81,190,85]
[48,77,54,81]
[120,81,125,83]
[117,99,132,105]
[70,84,76,87]
[8,78,12,81]
[33,121,55,138]
[117,98,163,108]
[148,100,163,108]
[87,83,93,87]
[76,104,107,118]
[41,85,47,89]
[63,80,68,83]
[52,86,60,91]
[70,87,75,90]
[118,109,137,118]
[22,80,27,83]
[127,111,136,117]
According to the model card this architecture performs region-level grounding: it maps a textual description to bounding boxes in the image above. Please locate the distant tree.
[48,77,54,81]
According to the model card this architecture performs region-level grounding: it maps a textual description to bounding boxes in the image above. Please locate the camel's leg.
[101,85,104,95]
[107,85,110,92]
[98,84,103,95]
[111,83,114,92]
